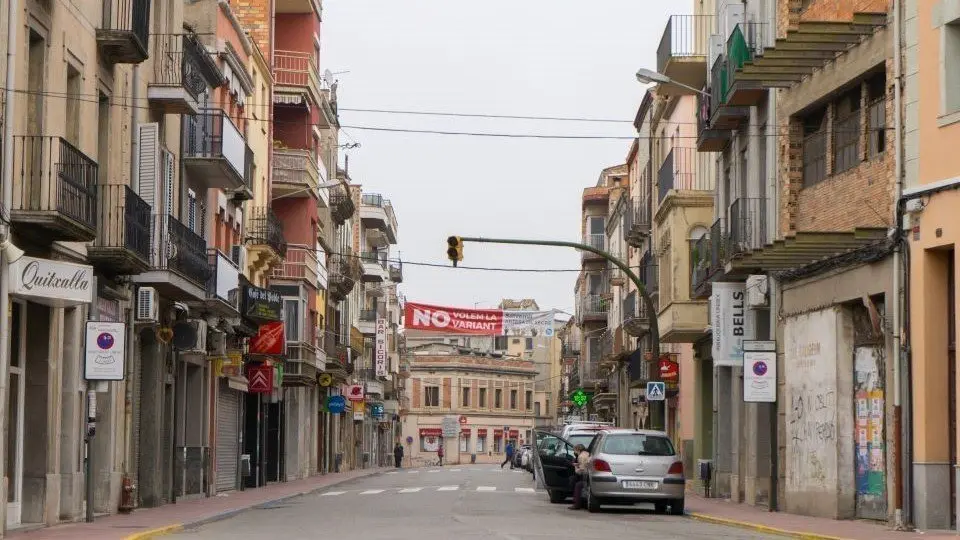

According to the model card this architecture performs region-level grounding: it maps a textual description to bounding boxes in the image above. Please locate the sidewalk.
[687,494,959,540]
[11,467,389,540]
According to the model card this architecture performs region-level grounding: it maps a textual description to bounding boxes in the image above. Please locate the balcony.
[272,148,321,201]
[182,110,252,196]
[389,261,403,283]
[581,234,606,262]
[97,0,150,64]
[724,23,770,107]
[272,246,318,287]
[625,196,652,248]
[579,358,608,392]
[360,251,388,282]
[11,136,98,242]
[88,184,152,275]
[360,194,398,244]
[696,56,749,152]
[330,185,355,225]
[324,332,349,377]
[579,294,609,323]
[623,259,658,338]
[724,197,769,277]
[276,0,322,15]
[656,15,714,94]
[273,50,322,112]
[284,341,321,387]
[246,206,286,270]
[204,249,241,317]
[148,33,211,115]
[132,214,210,300]
[328,251,359,301]
[657,147,713,205]
[357,308,383,335]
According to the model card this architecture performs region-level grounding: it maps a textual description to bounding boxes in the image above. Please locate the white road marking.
[515,487,535,493]
[321,491,346,496]
[360,489,385,495]
[449,468,461,472]
[386,472,399,475]
[476,486,497,491]
[399,488,423,493]
[407,470,420,474]
[437,485,459,491]
[427,469,440,473]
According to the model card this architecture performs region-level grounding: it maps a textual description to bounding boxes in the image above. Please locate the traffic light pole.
[457,236,660,382]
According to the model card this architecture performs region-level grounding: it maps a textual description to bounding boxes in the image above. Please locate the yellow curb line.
[689,512,852,540]
[121,523,184,540]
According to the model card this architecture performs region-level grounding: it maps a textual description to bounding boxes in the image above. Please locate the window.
[187,189,198,232]
[461,387,471,407]
[66,64,82,146]
[525,391,533,410]
[601,434,676,456]
[479,387,488,408]
[424,386,440,407]
[801,108,828,187]
[832,88,861,175]
[476,435,486,453]
[494,389,503,408]
[525,337,533,350]
[494,435,503,453]
[459,435,469,452]
[944,20,960,114]
[494,336,508,350]
[534,402,541,417]
[867,73,886,159]
[510,390,518,409]
[283,299,300,342]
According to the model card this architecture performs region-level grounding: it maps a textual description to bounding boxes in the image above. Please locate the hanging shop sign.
[326,395,346,414]
[250,321,285,355]
[247,364,273,393]
[10,256,93,306]
[215,351,244,378]
[743,341,777,403]
[344,384,365,402]
[319,373,333,387]
[403,302,556,336]
[711,282,756,367]
[658,355,679,382]
[242,285,283,322]
[375,318,388,377]
[371,403,385,418]
[84,321,126,380]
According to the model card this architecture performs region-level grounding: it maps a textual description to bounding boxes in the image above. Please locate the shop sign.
[247,364,273,393]
[10,256,93,306]
[711,282,756,367]
[215,351,244,378]
[344,384,364,402]
[242,285,283,321]
[327,395,346,414]
[374,318,388,377]
[353,407,364,421]
[250,321,284,355]
[658,355,679,382]
[419,428,443,436]
[371,403,384,418]
[84,321,126,380]
[743,341,776,403]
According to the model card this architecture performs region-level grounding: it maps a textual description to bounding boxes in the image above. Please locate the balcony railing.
[151,33,206,100]
[247,206,286,257]
[149,214,211,287]
[12,135,98,240]
[582,234,605,261]
[657,15,714,69]
[274,50,321,97]
[273,246,318,286]
[359,309,382,323]
[330,185,355,225]
[710,217,725,276]
[361,251,387,268]
[97,0,150,64]
[580,294,609,318]
[711,55,728,122]
[657,147,712,203]
[182,110,250,191]
[273,148,321,197]
[89,184,151,272]
[726,197,768,259]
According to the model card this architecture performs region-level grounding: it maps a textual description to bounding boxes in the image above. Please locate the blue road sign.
[646,381,666,401]
[327,395,346,414]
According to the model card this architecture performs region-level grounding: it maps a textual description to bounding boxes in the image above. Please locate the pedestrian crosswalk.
[318,486,539,497]
[384,468,527,475]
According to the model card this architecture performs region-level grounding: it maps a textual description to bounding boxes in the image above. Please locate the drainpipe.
[125,64,140,478]
[0,0,19,525]
[890,0,908,529]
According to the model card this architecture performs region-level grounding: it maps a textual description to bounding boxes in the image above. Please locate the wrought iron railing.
[150,33,206,99]
[657,15,714,72]
[361,251,387,268]
[389,262,403,282]
[710,218,725,277]
[691,232,712,296]
[12,135,98,231]
[273,246,318,285]
[583,233,605,251]
[658,147,712,202]
[247,206,286,256]
[149,214,210,287]
[93,184,151,262]
[580,294,609,317]
[726,197,767,259]
[101,0,151,52]
[182,110,249,186]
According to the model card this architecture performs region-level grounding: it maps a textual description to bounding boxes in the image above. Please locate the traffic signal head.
[446,236,463,267]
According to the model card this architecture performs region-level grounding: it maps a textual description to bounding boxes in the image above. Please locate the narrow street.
[171,466,776,539]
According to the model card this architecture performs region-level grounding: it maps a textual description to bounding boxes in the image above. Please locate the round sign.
[752,360,768,377]
[97,332,115,350]
[318,373,333,387]
[406,436,414,444]
[458,415,468,424]
[326,395,346,414]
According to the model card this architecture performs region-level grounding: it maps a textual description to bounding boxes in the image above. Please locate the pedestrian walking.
[501,441,515,469]
[568,444,590,510]
[437,443,444,466]
[394,442,404,468]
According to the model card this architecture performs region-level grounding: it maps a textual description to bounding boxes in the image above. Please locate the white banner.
[502,310,555,337]
[711,282,755,367]
[375,318,388,377]
[744,350,776,402]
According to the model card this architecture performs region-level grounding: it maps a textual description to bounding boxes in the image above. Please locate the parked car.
[513,444,530,468]
[533,430,600,504]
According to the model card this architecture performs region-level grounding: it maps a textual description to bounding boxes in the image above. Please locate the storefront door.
[6,301,25,528]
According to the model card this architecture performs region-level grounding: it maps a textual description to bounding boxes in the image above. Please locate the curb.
[120,468,387,540]
[689,512,851,540]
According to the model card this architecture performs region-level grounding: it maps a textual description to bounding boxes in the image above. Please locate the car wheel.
[654,502,667,514]
[548,489,566,504]
[670,498,685,515]
[586,486,601,513]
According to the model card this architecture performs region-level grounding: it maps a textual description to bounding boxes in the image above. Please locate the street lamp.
[635,68,712,98]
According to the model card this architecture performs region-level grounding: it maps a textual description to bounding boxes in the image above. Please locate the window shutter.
[187,189,197,232]
[161,149,175,216]
[137,123,160,209]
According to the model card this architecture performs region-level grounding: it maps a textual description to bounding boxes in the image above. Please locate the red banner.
[404,302,503,335]
[250,321,284,355]
[659,355,680,381]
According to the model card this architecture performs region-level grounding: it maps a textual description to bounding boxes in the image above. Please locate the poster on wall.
[711,282,755,367]
[84,321,126,380]
[743,341,776,403]
[854,346,887,514]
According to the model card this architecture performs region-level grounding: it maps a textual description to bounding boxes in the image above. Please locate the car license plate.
[622,481,658,490]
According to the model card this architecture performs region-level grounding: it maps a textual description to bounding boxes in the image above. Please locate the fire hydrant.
[119,476,137,513]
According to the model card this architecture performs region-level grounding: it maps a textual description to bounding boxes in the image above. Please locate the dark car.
[533,430,599,503]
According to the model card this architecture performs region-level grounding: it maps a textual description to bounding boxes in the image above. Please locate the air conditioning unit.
[208,330,227,355]
[187,319,208,353]
[231,245,247,269]
[136,287,159,322]
[746,275,769,308]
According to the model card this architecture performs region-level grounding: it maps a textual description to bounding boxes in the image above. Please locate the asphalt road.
[173,465,779,539]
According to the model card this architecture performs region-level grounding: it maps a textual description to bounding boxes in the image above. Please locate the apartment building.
[694,0,897,523]
[401,343,537,465]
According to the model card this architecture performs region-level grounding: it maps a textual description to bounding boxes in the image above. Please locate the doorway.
[948,251,956,528]
[5,301,25,528]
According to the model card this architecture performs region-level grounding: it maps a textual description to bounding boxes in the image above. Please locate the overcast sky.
[322,1,680,315]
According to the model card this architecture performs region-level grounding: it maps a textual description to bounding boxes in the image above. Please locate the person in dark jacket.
[394,443,404,468]
[437,442,445,466]
[501,441,515,469]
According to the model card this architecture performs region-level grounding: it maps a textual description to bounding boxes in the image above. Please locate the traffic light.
[446,236,463,267]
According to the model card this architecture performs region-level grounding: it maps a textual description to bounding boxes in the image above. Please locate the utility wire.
[338,107,634,123]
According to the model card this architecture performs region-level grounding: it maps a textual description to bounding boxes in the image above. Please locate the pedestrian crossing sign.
[646,381,665,401]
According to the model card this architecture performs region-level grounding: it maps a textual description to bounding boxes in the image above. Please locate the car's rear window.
[567,434,598,448]
[601,434,675,456]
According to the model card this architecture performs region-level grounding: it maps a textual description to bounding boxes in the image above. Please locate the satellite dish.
[323,69,334,86]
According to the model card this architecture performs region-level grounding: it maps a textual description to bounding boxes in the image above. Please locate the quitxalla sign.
[10,256,93,306]
[242,285,283,322]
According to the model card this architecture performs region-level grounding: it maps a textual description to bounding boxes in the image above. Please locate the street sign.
[646,381,665,401]
[458,415,468,424]
[743,340,777,403]
[326,395,346,414]
[442,416,460,437]
[570,388,589,408]
[247,364,273,393]
[84,321,126,381]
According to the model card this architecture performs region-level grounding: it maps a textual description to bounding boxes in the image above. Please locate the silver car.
[583,429,685,514]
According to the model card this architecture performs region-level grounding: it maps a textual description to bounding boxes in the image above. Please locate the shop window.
[420,435,440,452]
[494,436,503,453]
[424,386,440,407]
[476,436,486,453]
[459,436,469,453]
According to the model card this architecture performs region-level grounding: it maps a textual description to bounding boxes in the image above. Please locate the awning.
[477,429,488,436]
[273,93,307,107]
[461,427,471,435]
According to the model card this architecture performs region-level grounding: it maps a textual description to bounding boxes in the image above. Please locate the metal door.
[215,381,241,492]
